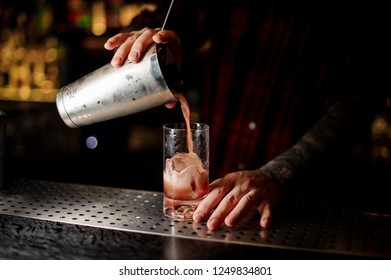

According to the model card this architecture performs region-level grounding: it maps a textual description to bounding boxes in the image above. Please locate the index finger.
[192,178,229,223]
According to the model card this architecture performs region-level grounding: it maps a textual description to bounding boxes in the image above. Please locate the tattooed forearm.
[259,100,366,188]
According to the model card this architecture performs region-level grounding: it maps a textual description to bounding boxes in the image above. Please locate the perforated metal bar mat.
[1,179,390,258]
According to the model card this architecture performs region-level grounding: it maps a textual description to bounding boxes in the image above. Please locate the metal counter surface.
[0,179,390,259]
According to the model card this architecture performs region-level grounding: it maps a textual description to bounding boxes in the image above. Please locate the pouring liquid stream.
[174,93,194,153]
[161,0,194,151]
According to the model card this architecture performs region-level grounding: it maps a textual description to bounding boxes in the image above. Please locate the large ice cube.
[164,152,208,200]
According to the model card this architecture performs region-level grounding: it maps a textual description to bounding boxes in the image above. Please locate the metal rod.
[161,0,175,30]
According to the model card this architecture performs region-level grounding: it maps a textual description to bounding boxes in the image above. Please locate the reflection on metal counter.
[0,179,390,259]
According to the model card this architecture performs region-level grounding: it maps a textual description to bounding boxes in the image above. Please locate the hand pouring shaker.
[56,43,183,128]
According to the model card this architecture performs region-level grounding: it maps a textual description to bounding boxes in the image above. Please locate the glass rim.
[163,122,209,131]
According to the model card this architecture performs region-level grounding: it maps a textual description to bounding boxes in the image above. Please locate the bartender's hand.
[193,170,281,230]
[104,27,181,67]
[104,28,181,109]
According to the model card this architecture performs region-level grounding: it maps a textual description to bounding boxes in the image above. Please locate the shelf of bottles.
[0,0,157,103]
[0,1,57,102]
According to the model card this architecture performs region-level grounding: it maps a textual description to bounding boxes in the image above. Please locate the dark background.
[0,0,390,213]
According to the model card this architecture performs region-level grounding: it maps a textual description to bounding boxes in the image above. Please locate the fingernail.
[112,56,121,66]
[261,217,270,228]
[129,50,139,62]
[193,213,204,222]
[207,218,219,230]
[104,40,112,48]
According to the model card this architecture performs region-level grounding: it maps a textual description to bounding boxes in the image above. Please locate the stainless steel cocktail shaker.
[56,43,182,128]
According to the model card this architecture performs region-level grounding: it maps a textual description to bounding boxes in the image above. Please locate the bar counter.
[0,179,390,260]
